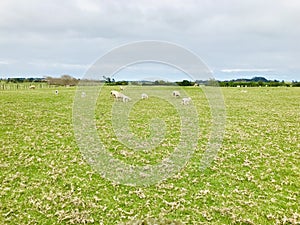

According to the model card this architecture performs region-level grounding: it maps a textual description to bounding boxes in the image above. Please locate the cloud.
[0,60,10,65]
[28,61,88,70]
[221,68,274,73]
[0,0,299,80]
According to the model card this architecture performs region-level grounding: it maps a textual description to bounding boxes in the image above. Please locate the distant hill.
[227,76,269,82]
[217,76,293,87]
[250,77,269,82]
[233,76,269,82]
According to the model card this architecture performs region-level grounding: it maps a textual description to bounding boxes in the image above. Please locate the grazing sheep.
[122,95,131,102]
[141,93,148,99]
[55,90,59,95]
[111,90,119,97]
[111,90,124,100]
[81,92,86,97]
[29,85,35,89]
[111,90,128,101]
[172,91,180,97]
[120,86,125,91]
[182,97,192,105]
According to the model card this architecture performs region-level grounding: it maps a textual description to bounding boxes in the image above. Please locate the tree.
[46,75,78,86]
[103,76,111,83]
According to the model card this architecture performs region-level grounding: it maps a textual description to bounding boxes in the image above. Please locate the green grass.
[0,86,299,224]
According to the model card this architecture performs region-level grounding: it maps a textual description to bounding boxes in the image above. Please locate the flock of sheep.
[110,87,192,105]
[54,86,192,105]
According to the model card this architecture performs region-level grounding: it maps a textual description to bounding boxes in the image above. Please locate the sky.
[0,0,300,81]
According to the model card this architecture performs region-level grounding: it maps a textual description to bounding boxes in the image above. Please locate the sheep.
[29,85,35,89]
[122,95,131,102]
[111,90,119,98]
[55,90,59,95]
[182,97,192,105]
[172,91,180,97]
[81,92,86,97]
[111,90,129,102]
[141,93,148,99]
[111,90,124,100]
[120,86,125,91]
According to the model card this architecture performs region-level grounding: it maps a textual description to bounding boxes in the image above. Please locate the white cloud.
[28,61,88,70]
[0,0,299,80]
[0,60,10,65]
[221,68,274,73]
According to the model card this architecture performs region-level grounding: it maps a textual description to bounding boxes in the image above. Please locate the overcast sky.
[0,0,300,81]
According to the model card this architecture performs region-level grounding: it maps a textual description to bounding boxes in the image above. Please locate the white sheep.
[111,90,129,101]
[111,90,119,97]
[172,91,180,97]
[111,90,123,100]
[120,86,125,91]
[81,92,86,97]
[182,97,192,105]
[141,93,148,99]
[55,90,59,95]
[122,95,131,102]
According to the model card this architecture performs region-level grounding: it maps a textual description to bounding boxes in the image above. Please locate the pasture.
[0,85,299,224]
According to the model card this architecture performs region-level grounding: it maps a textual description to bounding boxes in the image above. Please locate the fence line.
[0,83,55,90]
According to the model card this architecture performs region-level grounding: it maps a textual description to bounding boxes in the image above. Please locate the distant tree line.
[176,80,195,86]
[291,81,300,87]
[1,75,79,86]
[137,80,175,86]
[2,77,46,83]
[102,76,128,85]
[196,77,300,87]
[142,77,300,87]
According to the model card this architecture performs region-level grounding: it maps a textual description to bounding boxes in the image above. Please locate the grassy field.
[0,85,299,224]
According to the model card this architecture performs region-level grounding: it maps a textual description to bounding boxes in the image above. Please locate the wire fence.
[0,82,59,90]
